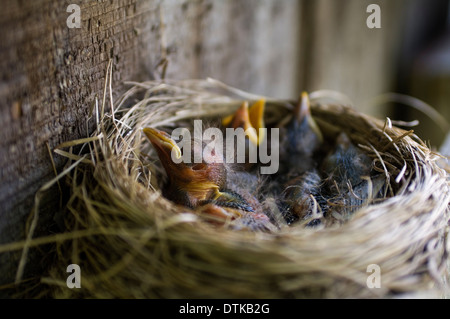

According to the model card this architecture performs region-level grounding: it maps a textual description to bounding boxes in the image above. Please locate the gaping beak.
[248,99,266,144]
[143,127,182,160]
[222,99,266,145]
[295,92,323,143]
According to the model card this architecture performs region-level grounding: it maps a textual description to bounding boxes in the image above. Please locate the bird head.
[286,92,324,157]
[222,99,266,146]
[322,132,373,188]
[143,127,227,208]
[293,92,323,142]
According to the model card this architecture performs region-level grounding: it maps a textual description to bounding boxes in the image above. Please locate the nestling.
[143,127,276,231]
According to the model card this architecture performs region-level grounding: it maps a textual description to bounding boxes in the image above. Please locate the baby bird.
[320,132,380,223]
[221,98,266,199]
[281,169,324,226]
[143,127,226,209]
[270,92,325,226]
[143,127,276,232]
[199,191,276,232]
[221,99,280,231]
[222,99,266,147]
[321,132,373,191]
[340,174,386,214]
[280,92,323,178]
[221,99,267,173]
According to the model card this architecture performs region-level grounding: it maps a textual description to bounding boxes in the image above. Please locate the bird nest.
[9,78,450,298]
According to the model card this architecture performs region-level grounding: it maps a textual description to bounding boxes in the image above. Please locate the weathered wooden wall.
[300,0,410,114]
[0,0,412,289]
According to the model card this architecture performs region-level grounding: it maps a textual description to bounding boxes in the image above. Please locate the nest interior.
[5,79,450,299]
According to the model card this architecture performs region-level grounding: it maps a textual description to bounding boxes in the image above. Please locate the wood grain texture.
[0,0,161,287]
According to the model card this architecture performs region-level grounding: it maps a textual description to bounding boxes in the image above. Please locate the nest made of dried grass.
[4,77,450,299]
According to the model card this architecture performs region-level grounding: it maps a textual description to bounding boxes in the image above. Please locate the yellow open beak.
[222,99,266,145]
[143,127,182,159]
[248,99,266,144]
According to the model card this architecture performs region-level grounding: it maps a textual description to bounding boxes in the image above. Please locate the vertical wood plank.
[301,0,408,115]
